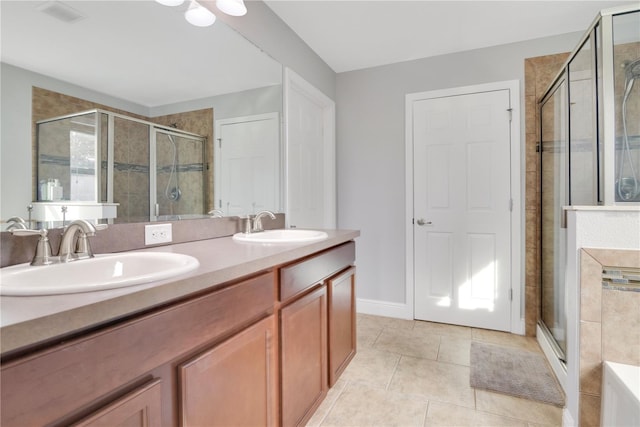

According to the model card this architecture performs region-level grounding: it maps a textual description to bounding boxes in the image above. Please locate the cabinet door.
[280,285,328,427]
[73,380,162,427]
[328,266,356,386]
[179,315,277,427]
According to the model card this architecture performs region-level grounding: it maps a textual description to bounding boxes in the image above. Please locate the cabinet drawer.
[0,271,275,427]
[280,242,355,302]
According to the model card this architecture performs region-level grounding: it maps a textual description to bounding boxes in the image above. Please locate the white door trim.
[405,80,523,334]
[283,67,336,229]
[214,112,281,212]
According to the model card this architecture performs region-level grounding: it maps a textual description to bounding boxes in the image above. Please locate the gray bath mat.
[470,341,565,407]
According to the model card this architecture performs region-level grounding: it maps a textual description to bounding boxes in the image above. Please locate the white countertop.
[0,229,359,356]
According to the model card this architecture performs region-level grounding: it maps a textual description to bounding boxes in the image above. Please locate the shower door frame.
[539,73,570,363]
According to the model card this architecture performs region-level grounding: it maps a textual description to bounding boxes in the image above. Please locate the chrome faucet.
[241,210,276,234]
[208,209,224,218]
[6,216,27,231]
[58,220,99,263]
[252,210,276,233]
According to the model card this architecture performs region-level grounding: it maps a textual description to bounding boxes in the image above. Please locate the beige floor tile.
[357,313,416,331]
[320,382,428,427]
[475,390,562,425]
[388,356,475,408]
[341,347,401,388]
[471,328,541,352]
[357,323,382,348]
[425,401,528,426]
[414,320,472,339]
[306,378,348,427]
[437,336,472,366]
[373,327,440,359]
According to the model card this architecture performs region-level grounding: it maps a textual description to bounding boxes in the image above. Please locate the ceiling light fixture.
[155,0,246,27]
[184,0,216,27]
[155,0,184,6]
[215,0,247,17]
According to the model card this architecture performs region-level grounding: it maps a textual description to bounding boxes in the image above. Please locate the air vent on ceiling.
[36,1,86,24]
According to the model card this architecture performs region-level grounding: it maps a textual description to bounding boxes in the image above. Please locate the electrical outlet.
[145,223,172,245]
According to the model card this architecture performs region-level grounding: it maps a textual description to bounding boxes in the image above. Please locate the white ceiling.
[264,0,639,73]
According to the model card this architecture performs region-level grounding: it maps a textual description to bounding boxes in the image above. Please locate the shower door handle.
[416,218,432,226]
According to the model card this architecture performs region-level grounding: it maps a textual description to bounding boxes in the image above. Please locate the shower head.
[625,58,640,80]
[622,58,640,101]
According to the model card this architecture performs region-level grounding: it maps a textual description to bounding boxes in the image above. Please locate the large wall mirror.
[0,0,283,227]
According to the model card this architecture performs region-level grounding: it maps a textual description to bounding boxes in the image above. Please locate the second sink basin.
[233,229,328,243]
[0,252,200,296]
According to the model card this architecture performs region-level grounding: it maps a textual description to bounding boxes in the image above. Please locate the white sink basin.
[0,252,199,296]
[233,229,328,243]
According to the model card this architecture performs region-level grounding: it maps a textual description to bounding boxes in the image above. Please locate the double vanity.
[0,227,359,426]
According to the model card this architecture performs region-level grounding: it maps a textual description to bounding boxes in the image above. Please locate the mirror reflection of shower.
[618,58,640,201]
[154,128,206,220]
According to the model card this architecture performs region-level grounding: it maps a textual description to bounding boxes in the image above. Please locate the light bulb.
[184,0,216,27]
[216,0,247,16]
[155,0,185,6]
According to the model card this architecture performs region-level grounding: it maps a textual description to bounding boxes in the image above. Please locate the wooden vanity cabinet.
[279,242,356,426]
[327,266,356,386]
[0,271,275,427]
[179,315,278,427]
[0,240,357,427]
[73,379,163,427]
[280,285,328,427]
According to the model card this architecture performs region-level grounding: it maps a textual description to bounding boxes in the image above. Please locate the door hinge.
[509,288,513,301]
[509,198,513,212]
[507,108,513,122]
[217,138,222,148]
[536,143,541,153]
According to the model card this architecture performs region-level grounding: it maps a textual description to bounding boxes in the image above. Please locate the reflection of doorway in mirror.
[215,113,281,216]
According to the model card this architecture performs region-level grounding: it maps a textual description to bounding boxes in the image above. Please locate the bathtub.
[601,362,640,426]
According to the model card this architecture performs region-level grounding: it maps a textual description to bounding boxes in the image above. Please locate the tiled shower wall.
[578,248,640,427]
[524,53,569,336]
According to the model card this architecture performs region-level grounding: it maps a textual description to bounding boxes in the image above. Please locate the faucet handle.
[11,228,54,266]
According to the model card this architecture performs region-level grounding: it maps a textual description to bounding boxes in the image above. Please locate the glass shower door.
[153,129,206,219]
[540,78,569,358]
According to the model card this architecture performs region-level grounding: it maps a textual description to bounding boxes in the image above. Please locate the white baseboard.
[562,407,575,426]
[511,318,526,335]
[356,298,413,320]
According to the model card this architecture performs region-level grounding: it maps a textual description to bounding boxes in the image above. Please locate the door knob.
[416,218,432,226]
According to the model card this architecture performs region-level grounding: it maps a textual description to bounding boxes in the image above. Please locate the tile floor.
[307,314,563,427]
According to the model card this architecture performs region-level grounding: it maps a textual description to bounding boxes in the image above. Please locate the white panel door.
[413,90,512,331]
[285,69,336,229]
[216,114,280,216]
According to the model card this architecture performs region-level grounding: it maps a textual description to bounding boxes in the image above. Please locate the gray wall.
[336,32,582,306]
[150,85,282,120]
